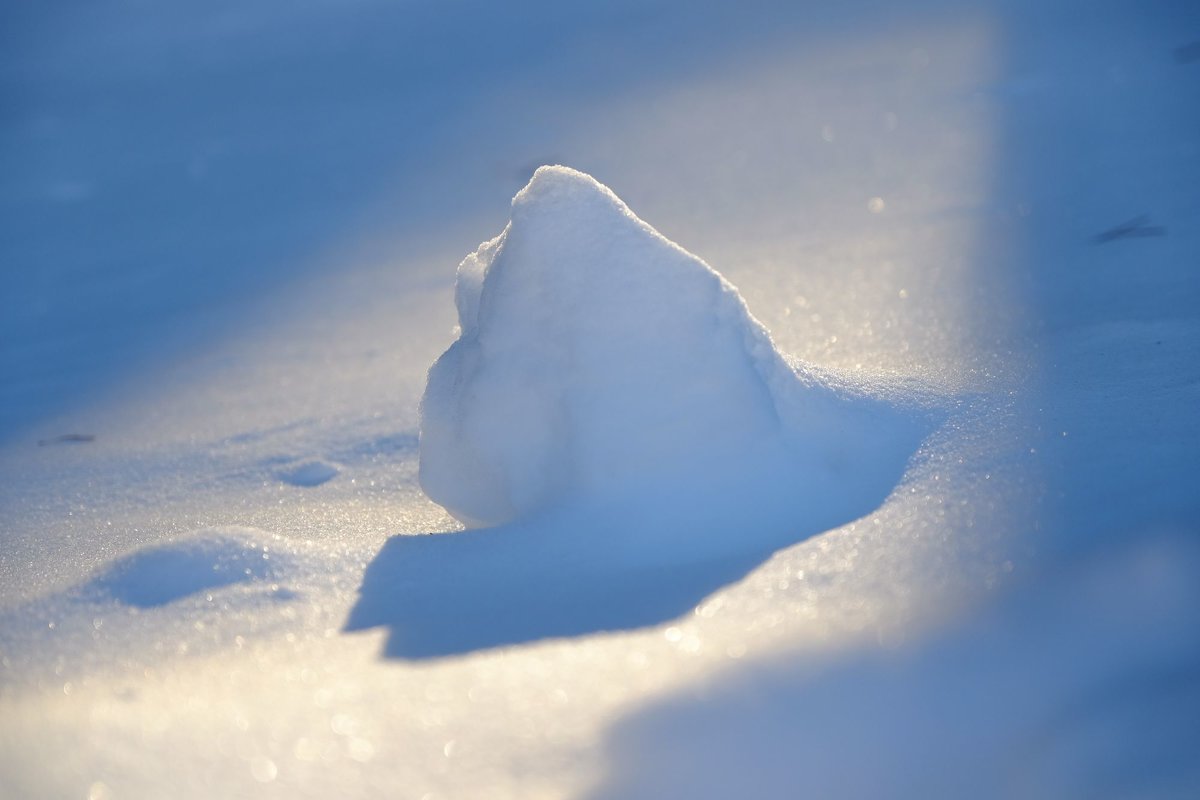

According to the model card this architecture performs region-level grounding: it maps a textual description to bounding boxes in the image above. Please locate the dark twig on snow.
[1093,215,1167,244]
[37,433,96,446]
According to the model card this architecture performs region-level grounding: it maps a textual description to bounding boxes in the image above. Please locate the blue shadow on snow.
[345,522,773,659]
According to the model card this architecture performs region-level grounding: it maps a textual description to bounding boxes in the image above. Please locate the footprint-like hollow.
[348,166,935,659]
[86,528,294,608]
[278,460,340,487]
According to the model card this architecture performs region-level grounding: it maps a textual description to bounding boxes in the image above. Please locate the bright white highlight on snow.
[420,166,923,539]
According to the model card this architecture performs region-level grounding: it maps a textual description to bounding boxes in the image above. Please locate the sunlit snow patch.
[420,166,926,547]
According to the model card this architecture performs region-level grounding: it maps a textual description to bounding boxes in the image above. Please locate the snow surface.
[421,166,927,537]
[589,533,1200,799]
[1,0,1198,798]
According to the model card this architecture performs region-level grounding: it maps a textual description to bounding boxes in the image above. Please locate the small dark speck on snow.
[38,433,95,446]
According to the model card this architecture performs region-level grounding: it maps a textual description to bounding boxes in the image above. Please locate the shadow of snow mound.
[345,523,770,660]
[86,528,293,608]
[346,392,932,660]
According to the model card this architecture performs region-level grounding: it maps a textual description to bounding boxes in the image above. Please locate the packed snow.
[421,166,927,543]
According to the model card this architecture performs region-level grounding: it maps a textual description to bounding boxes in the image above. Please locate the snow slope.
[1,0,1198,798]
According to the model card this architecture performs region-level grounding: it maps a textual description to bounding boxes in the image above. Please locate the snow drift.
[420,166,926,548]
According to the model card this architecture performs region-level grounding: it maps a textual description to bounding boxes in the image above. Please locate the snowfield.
[2,1,1198,798]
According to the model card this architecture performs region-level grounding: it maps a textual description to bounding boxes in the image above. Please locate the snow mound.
[420,166,924,539]
[86,528,294,607]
